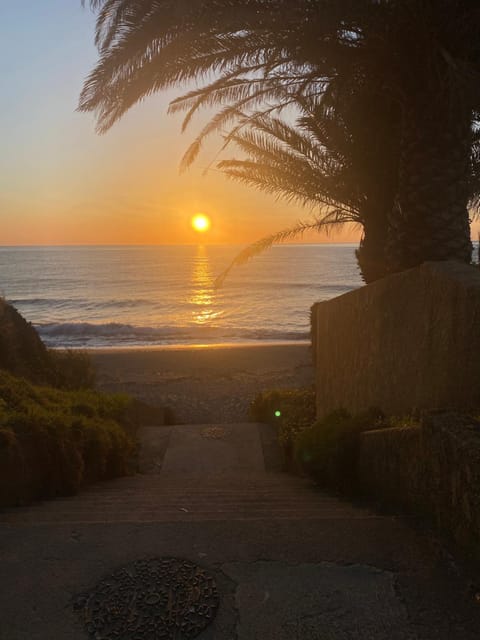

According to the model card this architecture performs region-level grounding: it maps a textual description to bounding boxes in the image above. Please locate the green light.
[274,410,282,418]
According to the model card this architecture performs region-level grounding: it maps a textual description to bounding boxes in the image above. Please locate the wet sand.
[90,343,314,424]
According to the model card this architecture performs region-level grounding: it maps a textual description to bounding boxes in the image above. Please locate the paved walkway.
[1,423,479,639]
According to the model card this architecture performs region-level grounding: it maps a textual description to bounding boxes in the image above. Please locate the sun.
[191,214,211,233]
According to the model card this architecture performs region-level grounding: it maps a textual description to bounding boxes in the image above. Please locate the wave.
[9,298,86,307]
[220,281,358,291]
[10,297,157,309]
[35,322,309,348]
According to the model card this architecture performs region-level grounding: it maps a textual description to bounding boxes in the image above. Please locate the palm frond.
[215,213,354,288]
[80,0,371,132]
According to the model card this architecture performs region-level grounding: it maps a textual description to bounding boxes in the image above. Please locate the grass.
[0,370,138,507]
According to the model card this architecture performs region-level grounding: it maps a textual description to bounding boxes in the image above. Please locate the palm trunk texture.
[356,203,390,284]
[387,99,473,272]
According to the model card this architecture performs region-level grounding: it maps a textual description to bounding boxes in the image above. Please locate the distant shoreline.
[0,242,359,248]
[72,340,311,353]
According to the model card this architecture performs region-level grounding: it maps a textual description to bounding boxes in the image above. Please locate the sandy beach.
[90,343,314,424]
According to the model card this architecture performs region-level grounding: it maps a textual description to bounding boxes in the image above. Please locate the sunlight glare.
[191,214,211,233]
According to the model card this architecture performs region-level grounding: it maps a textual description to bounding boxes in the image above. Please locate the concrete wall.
[359,413,480,557]
[312,261,480,418]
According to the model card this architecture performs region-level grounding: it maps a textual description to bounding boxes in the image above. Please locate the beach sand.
[90,343,314,424]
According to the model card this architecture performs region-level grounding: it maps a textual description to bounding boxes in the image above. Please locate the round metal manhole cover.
[75,557,219,640]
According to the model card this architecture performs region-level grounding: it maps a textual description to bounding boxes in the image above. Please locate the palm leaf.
[215,214,356,288]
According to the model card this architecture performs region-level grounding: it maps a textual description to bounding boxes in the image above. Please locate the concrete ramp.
[161,423,265,476]
[1,421,480,639]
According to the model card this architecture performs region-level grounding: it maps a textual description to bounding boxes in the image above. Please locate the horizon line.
[0,241,360,248]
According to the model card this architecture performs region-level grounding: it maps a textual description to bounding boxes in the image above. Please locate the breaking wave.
[36,322,309,348]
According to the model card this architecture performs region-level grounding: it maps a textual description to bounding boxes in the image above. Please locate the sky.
[0,1,362,246]
[0,3,477,247]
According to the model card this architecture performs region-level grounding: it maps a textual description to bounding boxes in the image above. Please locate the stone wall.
[312,261,480,418]
[359,413,480,557]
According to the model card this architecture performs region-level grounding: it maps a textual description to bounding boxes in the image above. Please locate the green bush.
[0,298,54,385]
[250,388,316,469]
[49,349,96,390]
[0,370,137,507]
[295,408,384,492]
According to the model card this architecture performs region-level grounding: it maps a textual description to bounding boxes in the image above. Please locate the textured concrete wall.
[312,261,480,418]
[359,413,480,557]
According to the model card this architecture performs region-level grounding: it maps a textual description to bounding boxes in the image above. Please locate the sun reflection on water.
[190,246,222,325]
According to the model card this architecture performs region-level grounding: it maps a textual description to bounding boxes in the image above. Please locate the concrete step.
[0,471,374,525]
[0,424,377,525]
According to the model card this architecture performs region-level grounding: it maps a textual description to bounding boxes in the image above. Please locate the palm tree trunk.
[387,99,473,272]
[356,201,389,283]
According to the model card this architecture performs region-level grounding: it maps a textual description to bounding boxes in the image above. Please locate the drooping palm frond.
[217,117,362,216]
[168,72,279,133]
[214,212,356,288]
[209,95,370,285]
[167,70,326,164]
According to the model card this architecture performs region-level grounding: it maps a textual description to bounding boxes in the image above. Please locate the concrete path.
[0,423,479,639]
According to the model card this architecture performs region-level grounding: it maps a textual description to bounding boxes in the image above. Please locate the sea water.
[0,244,362,348]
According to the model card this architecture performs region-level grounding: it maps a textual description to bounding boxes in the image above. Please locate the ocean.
[0,244,362,348]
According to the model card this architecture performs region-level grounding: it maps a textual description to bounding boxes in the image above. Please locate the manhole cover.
[201,426,226,440]
[75,557,219,640]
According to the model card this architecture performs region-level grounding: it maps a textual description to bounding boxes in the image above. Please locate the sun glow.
[191,214,211,233]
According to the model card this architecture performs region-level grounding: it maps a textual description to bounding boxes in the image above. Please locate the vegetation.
[295,408,384,493]
[0,370,137,507]
[0,298,56,385]
[81,1,480,280]
[295,409,423,493]
[250,388,383,483]
[250,387,316,446]
[251,387,423,492]
[49,348,96,390]
[215,91,399,285]
[0,298,96,390]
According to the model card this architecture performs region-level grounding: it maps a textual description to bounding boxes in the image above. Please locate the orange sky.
[0,79,361,246]
[1,5,479,247]
[0,5,360,247]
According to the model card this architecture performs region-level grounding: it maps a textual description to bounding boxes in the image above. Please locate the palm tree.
[80,0,348,133]
[213,88,399,283]
[80,1,480,273]
[381,1,477,270]
[80,0,399,281]
[213,96,480,285]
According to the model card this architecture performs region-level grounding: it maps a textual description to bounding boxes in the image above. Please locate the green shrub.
[0,298,54,384]
[0,370,137,507]
[0,300,96,390]
[48,349,96,390]
[295,408,384,492]
[250,388,316,470]
[250,388,316,444]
